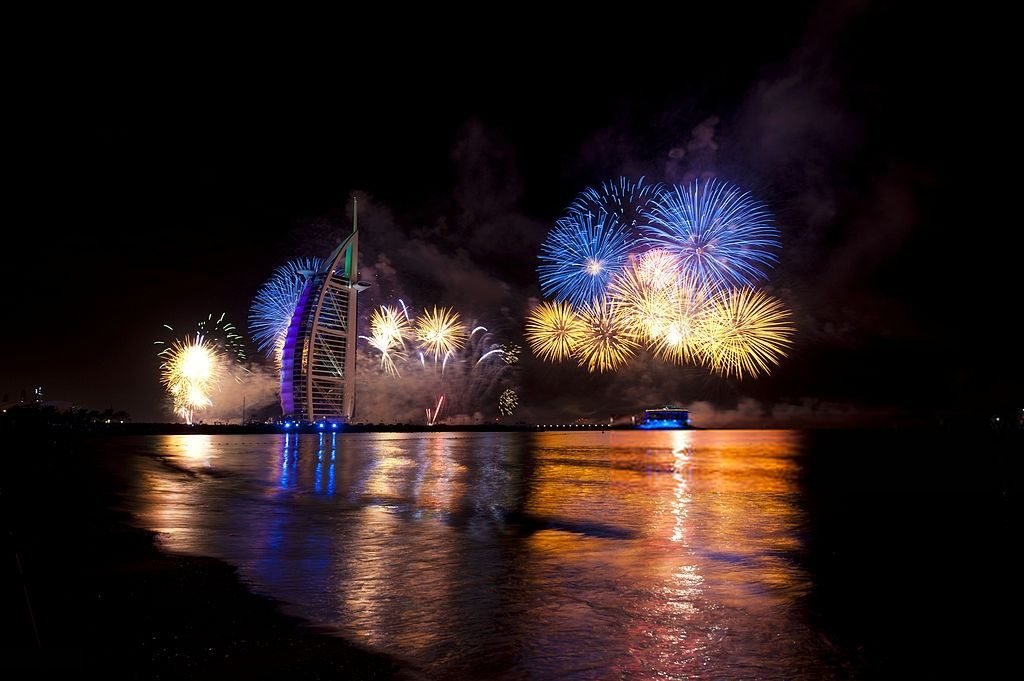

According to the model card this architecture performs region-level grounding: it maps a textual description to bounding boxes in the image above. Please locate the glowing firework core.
[180,345,214,380]
[158,334,223,424]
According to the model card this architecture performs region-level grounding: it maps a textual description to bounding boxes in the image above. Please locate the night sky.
[4,3,1015,425]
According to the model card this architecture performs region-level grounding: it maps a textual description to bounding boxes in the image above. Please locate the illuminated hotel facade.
[280,201,367,422]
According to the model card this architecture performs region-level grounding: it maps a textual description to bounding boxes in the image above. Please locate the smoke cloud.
[204,363,281,424]
[665,116,720,183]
[688,398,911,429]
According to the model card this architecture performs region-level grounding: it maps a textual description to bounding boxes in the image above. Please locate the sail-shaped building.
[280,201,367,422]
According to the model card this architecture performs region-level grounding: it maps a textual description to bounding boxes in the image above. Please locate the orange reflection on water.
[133,435,218,547]
[331,434,474,661]
[126,430,824,679]
[177,434,216,467]
[413,433,467,513]
[521,430,808,677]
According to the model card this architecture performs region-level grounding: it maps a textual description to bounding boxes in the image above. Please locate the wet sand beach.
[1,433,405,680]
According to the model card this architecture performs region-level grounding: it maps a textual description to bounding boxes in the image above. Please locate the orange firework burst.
[525,300,586,362]
[697,288,794,378]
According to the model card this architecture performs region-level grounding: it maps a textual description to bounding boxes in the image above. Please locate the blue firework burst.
[538,212,633,308]
[643,179,779,289]
[569,176,664,228]
[249,257,324,361]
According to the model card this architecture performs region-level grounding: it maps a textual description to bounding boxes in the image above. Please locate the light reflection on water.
[127,430,841,679]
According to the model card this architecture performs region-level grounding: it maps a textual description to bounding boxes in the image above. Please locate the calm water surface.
[121,431,851,678]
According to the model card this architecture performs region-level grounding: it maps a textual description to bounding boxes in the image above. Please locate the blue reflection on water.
[315,433,324,494]
[280,432,299,489]
[328,432,336,496]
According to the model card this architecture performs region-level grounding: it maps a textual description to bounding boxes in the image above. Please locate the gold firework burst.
[572,299,640,373]
[415,306,466,360]
[525,300,586,362]
[697,288,793,378]
[158,334,223,423]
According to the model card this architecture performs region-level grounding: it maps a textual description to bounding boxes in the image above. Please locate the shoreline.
[1,433,409,679]
[7,422,651,435]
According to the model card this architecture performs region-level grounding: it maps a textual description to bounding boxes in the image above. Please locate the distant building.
[280,201,368,423]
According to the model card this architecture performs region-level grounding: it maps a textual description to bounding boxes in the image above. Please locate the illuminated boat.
[637,406,692,429]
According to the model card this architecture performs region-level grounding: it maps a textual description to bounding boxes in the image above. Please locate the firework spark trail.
[440,327,512,419]
[477,348,502,364]
[538,212,633,308]
[572,299,640,373]
[249,258,323,365]
[195,312,248,363]
[525,301,587,362]
[569,176,664,228]
[426,395,445,426]
[416,306,467,361]
[362,336,400,376]
[697,288,793,378]
[644,178,779,290]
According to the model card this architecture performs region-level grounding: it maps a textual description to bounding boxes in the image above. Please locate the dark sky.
[3,3,1016,425]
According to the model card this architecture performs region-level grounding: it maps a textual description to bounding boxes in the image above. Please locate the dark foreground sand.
[1,434,407,680]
